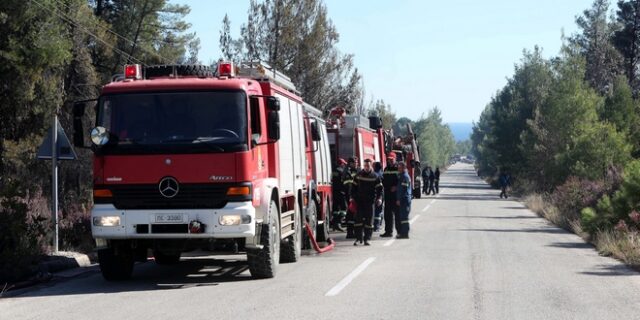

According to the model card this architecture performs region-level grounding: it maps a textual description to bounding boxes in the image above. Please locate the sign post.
[37,116,76,253]
[52,114,58,253]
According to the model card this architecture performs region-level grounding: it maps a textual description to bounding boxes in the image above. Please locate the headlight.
[219,215,252,225]
[93,216,121,227]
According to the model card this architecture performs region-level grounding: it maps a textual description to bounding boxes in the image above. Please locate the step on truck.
[73,62,333,280]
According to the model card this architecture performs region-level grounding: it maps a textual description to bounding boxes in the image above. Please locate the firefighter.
[351,159,383,246]
[381,153,399,238]
[396,161,412,239]
[343,157,359,239]
[331,158,348,231]
[372,161,384,232]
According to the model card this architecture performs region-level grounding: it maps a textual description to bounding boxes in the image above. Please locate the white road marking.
[383,239,395,247]
[422,204,431,212]
[430,199,437,204]
[325,257,377,297]
[409,214,421,224]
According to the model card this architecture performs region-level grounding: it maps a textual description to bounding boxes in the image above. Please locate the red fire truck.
[73,62,332,280]
[326,107,387,168]
[326,107,421,197]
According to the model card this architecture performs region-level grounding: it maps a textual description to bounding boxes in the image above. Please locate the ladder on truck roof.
[237,61,299,95]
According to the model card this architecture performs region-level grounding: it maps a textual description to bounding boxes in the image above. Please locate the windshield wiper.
[160,137,226,152]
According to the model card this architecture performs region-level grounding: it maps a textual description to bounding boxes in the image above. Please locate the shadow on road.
[14,256,255,298]
[546,241,594,249]
[458,227,571,234]
[438,184,492,190]
[501,206,528,210]
[449,215,538,220]
[580,264,639,277]
[435,194,504,201]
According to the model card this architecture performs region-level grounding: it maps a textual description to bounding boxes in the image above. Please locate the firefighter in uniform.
[351,159,383,246]
[396,161,412,239]
[343,157,359,239]
[380,153,399,238]
[372,161,384,231]
[331,158,348,231]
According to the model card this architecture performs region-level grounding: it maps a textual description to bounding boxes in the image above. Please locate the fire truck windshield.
[96,91,248,154]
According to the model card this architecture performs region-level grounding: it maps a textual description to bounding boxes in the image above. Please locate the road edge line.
[325,257,377,297]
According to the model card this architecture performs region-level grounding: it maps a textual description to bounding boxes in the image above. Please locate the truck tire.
[144,64,213,78]
[98,245,134,281]
[176,64,213,77]
[280,201,302,263]
[303,201,317,250]
[154,251,181,265]
[316,199,330,242]
[247,200,280,278]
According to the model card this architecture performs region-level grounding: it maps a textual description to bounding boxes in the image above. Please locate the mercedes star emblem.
[158,177,179,198]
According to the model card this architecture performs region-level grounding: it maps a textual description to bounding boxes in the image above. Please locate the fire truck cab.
[73,62,332,280]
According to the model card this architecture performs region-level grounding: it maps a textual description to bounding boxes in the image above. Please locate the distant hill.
[447,123,473,141]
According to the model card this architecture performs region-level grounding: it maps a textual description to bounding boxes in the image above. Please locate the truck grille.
[107,184,229,210]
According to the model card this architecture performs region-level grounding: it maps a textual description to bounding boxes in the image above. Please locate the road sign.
[37,118,77,160]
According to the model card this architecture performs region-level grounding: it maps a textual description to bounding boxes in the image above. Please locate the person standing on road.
[499,171,511,199]
[426,166,436,195]
[343,157,360,238]
[331,158,348,231]
[351,159,383,246]
[381,153,399,238]
[421,165,430,195]
[434,167,441,194]
[372,161,384,232]
[396,161,412,239]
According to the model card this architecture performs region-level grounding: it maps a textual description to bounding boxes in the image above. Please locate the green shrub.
[0,185,50,283]
[582,160,640,234]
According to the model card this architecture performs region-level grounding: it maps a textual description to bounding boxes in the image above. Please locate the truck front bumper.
[91,202,256,239]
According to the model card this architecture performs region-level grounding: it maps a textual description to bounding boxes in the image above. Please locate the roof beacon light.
[124,64,142,80]
[218,62,235,77]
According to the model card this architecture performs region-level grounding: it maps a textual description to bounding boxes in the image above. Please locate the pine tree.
[613,0,640,91]
[572,0,622,93]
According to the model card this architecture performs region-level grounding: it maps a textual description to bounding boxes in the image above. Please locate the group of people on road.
[331,153,413,246]
[421,165,440,195]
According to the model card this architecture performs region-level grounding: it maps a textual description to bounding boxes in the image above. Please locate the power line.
[30,0,147,66]
[49,0,176,64]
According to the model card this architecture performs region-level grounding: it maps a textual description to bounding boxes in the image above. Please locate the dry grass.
[524,194,571,230]
[524,193,640,269]
[595,230,640,268]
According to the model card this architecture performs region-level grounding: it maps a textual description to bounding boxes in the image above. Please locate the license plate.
[154,213,184,223]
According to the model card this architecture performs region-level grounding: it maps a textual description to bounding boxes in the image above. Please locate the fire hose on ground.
[304,222,335,253]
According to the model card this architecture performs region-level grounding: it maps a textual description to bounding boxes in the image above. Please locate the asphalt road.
[4,163,640,320]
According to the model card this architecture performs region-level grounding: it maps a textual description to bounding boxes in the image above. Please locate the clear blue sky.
[173,0,586,123]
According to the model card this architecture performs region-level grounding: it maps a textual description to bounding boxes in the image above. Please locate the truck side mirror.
[267,110,280,141]
[267,96,280,111]
[310,121,321,141]
[73,102,86,148]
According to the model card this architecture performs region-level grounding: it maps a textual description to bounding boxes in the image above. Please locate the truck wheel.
[303,201,317,250]
[316,199,330,242]
[98,245,134,281]
[247,200,280,278]
[154,251,181,265]
[280,201,302,263]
